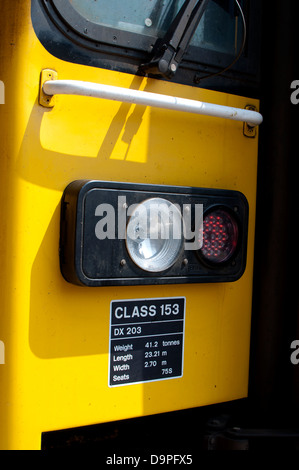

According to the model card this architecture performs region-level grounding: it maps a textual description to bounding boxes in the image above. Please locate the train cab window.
[33,0,261,94]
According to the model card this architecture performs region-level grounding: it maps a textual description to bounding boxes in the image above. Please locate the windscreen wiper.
[140,0,211,79]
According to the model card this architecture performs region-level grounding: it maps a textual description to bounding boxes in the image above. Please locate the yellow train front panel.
[0,0,260,449]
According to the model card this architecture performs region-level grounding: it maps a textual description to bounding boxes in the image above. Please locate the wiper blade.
[140,0,211,79]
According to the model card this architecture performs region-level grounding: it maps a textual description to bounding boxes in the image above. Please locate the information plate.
[109,297,186,387]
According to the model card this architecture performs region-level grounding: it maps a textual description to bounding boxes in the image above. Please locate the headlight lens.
[126,198,184,272]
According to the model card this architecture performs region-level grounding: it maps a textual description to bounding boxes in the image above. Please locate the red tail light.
[200,209,239,264]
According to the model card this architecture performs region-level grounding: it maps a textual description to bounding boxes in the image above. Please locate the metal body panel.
[0,0,259,449]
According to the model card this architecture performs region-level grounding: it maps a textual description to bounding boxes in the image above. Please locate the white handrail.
[43,79,263,127]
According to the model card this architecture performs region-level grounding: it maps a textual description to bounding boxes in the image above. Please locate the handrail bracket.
[39,69,58,108]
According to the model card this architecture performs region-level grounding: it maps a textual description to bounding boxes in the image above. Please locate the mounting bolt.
[145,18,152,27]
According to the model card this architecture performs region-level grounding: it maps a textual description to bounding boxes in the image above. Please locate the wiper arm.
[140,0,211,79]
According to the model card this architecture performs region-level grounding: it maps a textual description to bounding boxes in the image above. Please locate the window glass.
[70,0,244,55]
[70,0,181,38]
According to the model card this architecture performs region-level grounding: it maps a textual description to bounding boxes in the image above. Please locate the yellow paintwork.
[0,1,260,449]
